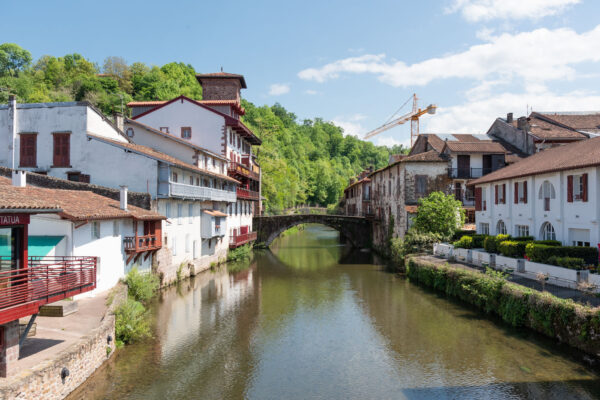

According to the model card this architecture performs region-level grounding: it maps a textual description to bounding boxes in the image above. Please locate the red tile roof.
[403,150,447,162]
[195,72,247,88]
[442,141,507,153]
[516,115,586,140]
[0,178,164,221]
[87,134,240,184]
[470,136,600,185]
[537,112,600,132]
[0,184,62,212]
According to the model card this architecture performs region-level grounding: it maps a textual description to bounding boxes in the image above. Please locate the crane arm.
[363,106,435,139]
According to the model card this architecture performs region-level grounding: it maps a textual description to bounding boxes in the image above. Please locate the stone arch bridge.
[253,214,372,248]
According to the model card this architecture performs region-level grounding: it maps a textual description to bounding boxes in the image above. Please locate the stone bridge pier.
[253,214,372,248]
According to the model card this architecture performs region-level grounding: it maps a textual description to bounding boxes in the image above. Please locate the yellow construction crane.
[363,94,436,146]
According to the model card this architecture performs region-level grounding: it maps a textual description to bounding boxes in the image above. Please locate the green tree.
[413,191,465,239]
[0,43,32,76]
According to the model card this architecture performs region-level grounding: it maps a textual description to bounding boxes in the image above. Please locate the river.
[69,225,600,399]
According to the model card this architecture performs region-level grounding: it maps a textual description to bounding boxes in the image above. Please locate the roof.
[514,114,586,140]
[344,177,370,192]
[203,210,227,217]
[536,112,600,132]
[87,134,240,184]
[470,136,600,185]
[0,183,62,213]
[127,99,245,116]
[403,150,447,162]
[124,118,228,161]
[195,72,247,89]
[442,141,507,154]
[412,133,502,154]
[0,178,164,221]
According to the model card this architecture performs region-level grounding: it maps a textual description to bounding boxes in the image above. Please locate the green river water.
[69,225,600,399]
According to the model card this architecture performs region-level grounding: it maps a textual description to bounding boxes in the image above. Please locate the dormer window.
[181,127,192,139]
[126,128,134,138]
[160,127,169,133]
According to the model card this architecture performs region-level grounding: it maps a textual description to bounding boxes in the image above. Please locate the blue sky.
[4,0,600,147]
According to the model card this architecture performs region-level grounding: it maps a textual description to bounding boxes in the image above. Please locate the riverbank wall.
[0,285,127,400]
[406,256,600,358]
[155,247,227,287]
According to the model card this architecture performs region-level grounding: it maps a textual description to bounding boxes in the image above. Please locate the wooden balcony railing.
[229,231,258,248]
[236,187,260,201]
[0,256,97,324]
[228,161,259,181]
[124,234,161,252]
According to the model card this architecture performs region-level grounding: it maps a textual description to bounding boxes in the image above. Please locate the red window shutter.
[475,187,482,211]
[567,175,573,202]
[20,134,36,167]
[514,182,519,204]
[53,134,70,167]
[582,173,588,202]
[523,181,527,204]
[502,184,506,204]
[495,185,498,204]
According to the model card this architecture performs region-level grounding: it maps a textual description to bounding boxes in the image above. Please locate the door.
[482,155,492,175]
[457,155,470,178]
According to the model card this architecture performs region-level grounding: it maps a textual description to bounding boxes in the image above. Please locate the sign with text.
[0,214,30,226]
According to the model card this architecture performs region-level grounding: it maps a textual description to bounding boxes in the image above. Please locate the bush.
[390,230,442,270]
[227,244,253,262]
[525,243,598,266]
[125,267,160,304]
[453,235,473,249]
[512,236,535,242]
[498,240,528,258]
[471,234,487,248]
[484,234,510,254]
[547,256,585,270]
[533,240,562,246]
[452,230,476,241]
[115,298,151,345]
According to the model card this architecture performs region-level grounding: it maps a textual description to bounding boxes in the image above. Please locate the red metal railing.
[228,161,260,181]
[236,188,260,200]
[124,235,160,252]
[229,231,258,248]
[0,256,96,324]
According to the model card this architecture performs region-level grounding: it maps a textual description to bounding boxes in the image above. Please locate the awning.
[203,210,228,217]
[28,236,65,257]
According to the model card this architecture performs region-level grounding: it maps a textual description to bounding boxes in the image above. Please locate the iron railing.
[170,182,237,202]
[0,256,96,324]
[448,166,506,179]
[124,235,160,252]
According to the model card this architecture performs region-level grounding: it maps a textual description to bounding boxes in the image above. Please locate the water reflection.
[70,224,600,400]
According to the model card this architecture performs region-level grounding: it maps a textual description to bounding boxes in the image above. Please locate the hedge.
[547,256,585,270]
[533,240,562,246]
[453,235,473,249]
[406,256,600,355]
[525,243,599,266]
[452,229,476,241]
[498,240,528,258]
[483,234,510,254]
[471,234,487,248]
[512,236,535,242]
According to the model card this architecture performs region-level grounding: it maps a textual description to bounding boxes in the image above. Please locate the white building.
[127,72,262,248]
[471,137,600,247]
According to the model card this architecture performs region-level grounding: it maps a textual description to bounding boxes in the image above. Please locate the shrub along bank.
[406,256,600,356]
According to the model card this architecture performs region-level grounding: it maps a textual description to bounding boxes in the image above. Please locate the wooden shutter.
[20,134,36,167]
[523,181,527,204]
[502,184,506,204]
[475,187,482,211]
[567,175,573,202]
[53,134,70,167]
[495,185,498,204]
[582,173,588,202]
[514,182,519,204]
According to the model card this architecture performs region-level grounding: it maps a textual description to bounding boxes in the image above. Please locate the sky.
[3,0,600,148]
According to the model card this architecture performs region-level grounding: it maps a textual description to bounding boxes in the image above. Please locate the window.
[166,203,172,218]
[52,133,70,167]
[495,184,506,204]
[91,221,100,239]
[113,221,120,237]
[496,220,507,235]
[212,158,216,168]
[181,127,192,139]
[172,172,178,183]
[177,204,183,225]
[185,234,191,253]
[514,181,527,204]
[515,225,529,237]
[189,176,194,185]
[569,228,590,247]
[482,187,487,211]
[189,204,193,224]
[568,174,588,202]
[415,175,427,197]
[160,127,169,133]
[541,222,556,241]
[538,180,556,211]
[19,133,37,167]
[196,177,200,186]
[126,128,135,138]
[172,236,177,256]
[480,223,490,235]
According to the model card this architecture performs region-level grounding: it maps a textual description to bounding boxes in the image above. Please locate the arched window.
[496,220,507,235]
[538,181,556,211]
[540,222,556,241]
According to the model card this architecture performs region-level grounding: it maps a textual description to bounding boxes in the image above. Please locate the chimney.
[119,185,128,210]
[113,112,124,133]
[8,95,17,169]
[517,117,528,131]
[12,170,26,187]
[506,113,513,123]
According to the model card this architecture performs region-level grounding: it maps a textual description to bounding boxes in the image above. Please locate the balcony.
[0,256,96,325]
[236,187,260,201]
[229,231,258,248]
[448,166,506,179]
[124,235,161,253]
[168,182,237,203]
[228,161,260,181]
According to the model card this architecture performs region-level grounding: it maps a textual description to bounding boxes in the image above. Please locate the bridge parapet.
[253,214,372,248]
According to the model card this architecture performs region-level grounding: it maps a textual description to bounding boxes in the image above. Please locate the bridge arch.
[253,214,372,248]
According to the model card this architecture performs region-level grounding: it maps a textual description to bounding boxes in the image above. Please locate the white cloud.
[304,89,319,95]
[447,0,580,22]
[298,25,600,87]
[268,83,290,96]
[331,114,370,137]
[375,135,411,149]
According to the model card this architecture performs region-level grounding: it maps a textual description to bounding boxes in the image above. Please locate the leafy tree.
[413,191,465,239]
[0,43,32,76]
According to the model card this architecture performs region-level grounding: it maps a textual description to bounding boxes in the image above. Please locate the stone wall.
[404,162,452,206]
[200,79,241,102]
[0,167,151,210]
[154,246,226,287]
[0,285,127,400]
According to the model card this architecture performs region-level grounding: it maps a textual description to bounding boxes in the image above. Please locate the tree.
[413,191,465,239]
[0,43,32,76]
